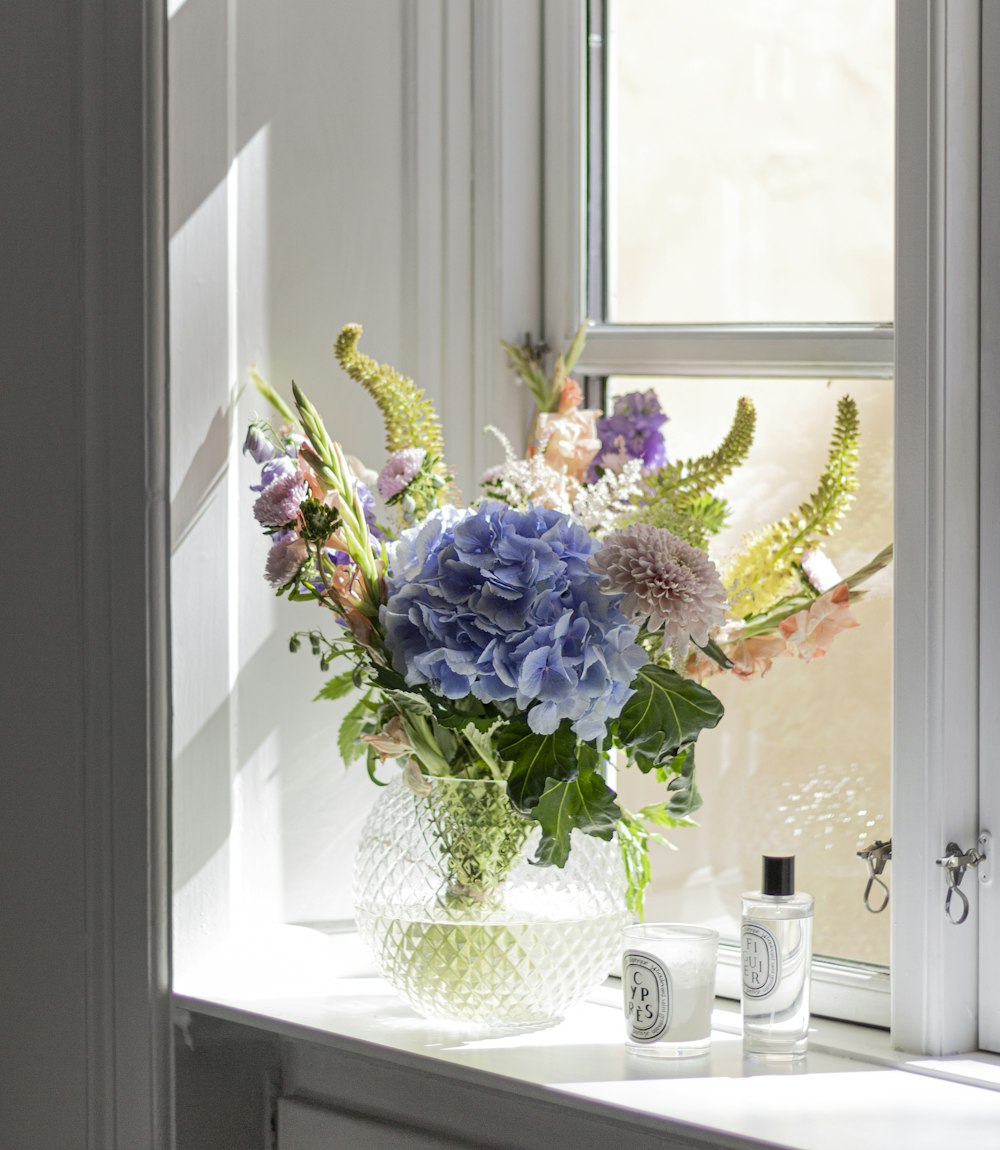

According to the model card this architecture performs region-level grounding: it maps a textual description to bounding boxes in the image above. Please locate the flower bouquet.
[245,323,889,1025]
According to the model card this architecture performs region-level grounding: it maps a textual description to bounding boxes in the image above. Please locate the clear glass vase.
[353,774,628,1029]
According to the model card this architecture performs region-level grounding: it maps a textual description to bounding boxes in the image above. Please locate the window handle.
[935,833,991,925]
[857,838,892,914]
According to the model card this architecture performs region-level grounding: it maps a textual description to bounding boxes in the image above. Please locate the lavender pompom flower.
[590,523,727,661]
[378,447,427,499]
[588,389,668,479]
[253,469,310,527]
[265,530,308,588]
[381,501,646,741]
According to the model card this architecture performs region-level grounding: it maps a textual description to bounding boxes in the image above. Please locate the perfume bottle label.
[742,922,781,999]
[624,949,672,1041]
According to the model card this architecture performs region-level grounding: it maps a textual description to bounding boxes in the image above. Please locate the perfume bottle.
[741,855,814,1060]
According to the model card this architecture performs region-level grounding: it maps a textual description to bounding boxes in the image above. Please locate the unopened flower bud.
[243,423,276,464]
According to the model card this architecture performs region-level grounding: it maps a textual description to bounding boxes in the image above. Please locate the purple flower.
[253,469,309,527]
[250,453,297,493]
[381,501,646,741]
[243,423,276,464]
[588,389,668,479]
[356,479,384,541]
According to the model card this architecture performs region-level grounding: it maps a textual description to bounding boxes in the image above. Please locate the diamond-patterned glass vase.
[354,775,628,1029]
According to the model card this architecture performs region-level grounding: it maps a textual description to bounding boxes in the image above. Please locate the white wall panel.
[170,1,544,971]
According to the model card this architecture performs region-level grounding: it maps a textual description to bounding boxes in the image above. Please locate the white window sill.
[174,927,1000,1150]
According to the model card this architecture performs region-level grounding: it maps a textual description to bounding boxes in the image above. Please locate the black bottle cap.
[762,855,795,896]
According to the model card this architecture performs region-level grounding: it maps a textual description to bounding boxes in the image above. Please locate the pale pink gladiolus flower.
[532,408,602,483]
[344,607,376,649]
[557,377,583,413]
[402,759,433,796]
[726,634,790,680]
[685,631,788,682]
[779,582,859,662]
[361,716,412,761]
[346,454,379,490]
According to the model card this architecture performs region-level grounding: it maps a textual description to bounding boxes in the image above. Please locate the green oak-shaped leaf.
[338,694,372,767]
[313,669,358,703]
[618,664,723,761]
[494,719,578,814]
[532,771,622,868]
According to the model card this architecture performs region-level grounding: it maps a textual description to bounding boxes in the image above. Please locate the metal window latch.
[936,832,991,925]
[857,838,892,914]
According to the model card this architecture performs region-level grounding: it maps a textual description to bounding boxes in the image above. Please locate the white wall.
[169,0,542,982]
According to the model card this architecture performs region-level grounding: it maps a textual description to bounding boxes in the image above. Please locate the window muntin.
[606,0,894,324]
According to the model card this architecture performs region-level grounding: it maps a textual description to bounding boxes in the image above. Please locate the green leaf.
[313,669,357,703]
[844,542,894,590]
[662,747,702,818]
[429,719,458,763]
[574,740,604,777]
[461,720,502,774]
[494,719,578,814]
[618,664,723,761]
[638,801,697,831]
[381,688,434,717]
[436,698,491,727]
[365,745,388,786]
[338,694,372,767]
[563,321,588,375]
[369,662,411,694]
[627,750,659,775]
[532,771,621,868]
[250,368,297,425]
[692,635,734,671]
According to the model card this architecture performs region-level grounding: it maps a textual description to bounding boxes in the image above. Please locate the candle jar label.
[742,922,781,999]
[624,949,672,1041]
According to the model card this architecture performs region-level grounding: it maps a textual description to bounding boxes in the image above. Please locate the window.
[543,0,994,1051]
[167,0,996,1059]
[593,0,894,987]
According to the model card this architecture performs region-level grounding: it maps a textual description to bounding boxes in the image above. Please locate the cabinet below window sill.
[173,928,1000,1150]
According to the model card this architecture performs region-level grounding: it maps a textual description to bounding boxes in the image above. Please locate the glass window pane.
[606,0,894,324]
[608,376,892,966]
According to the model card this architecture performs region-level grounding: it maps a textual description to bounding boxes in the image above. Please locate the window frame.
[543,0,991,1053]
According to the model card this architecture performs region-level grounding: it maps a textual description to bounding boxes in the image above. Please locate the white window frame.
[543,0,994,1055]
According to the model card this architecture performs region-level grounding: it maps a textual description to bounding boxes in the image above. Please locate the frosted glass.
[608,0,894,323]
[609,377,892,966]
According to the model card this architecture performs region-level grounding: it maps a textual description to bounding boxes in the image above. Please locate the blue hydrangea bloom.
[382,501,647,741]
